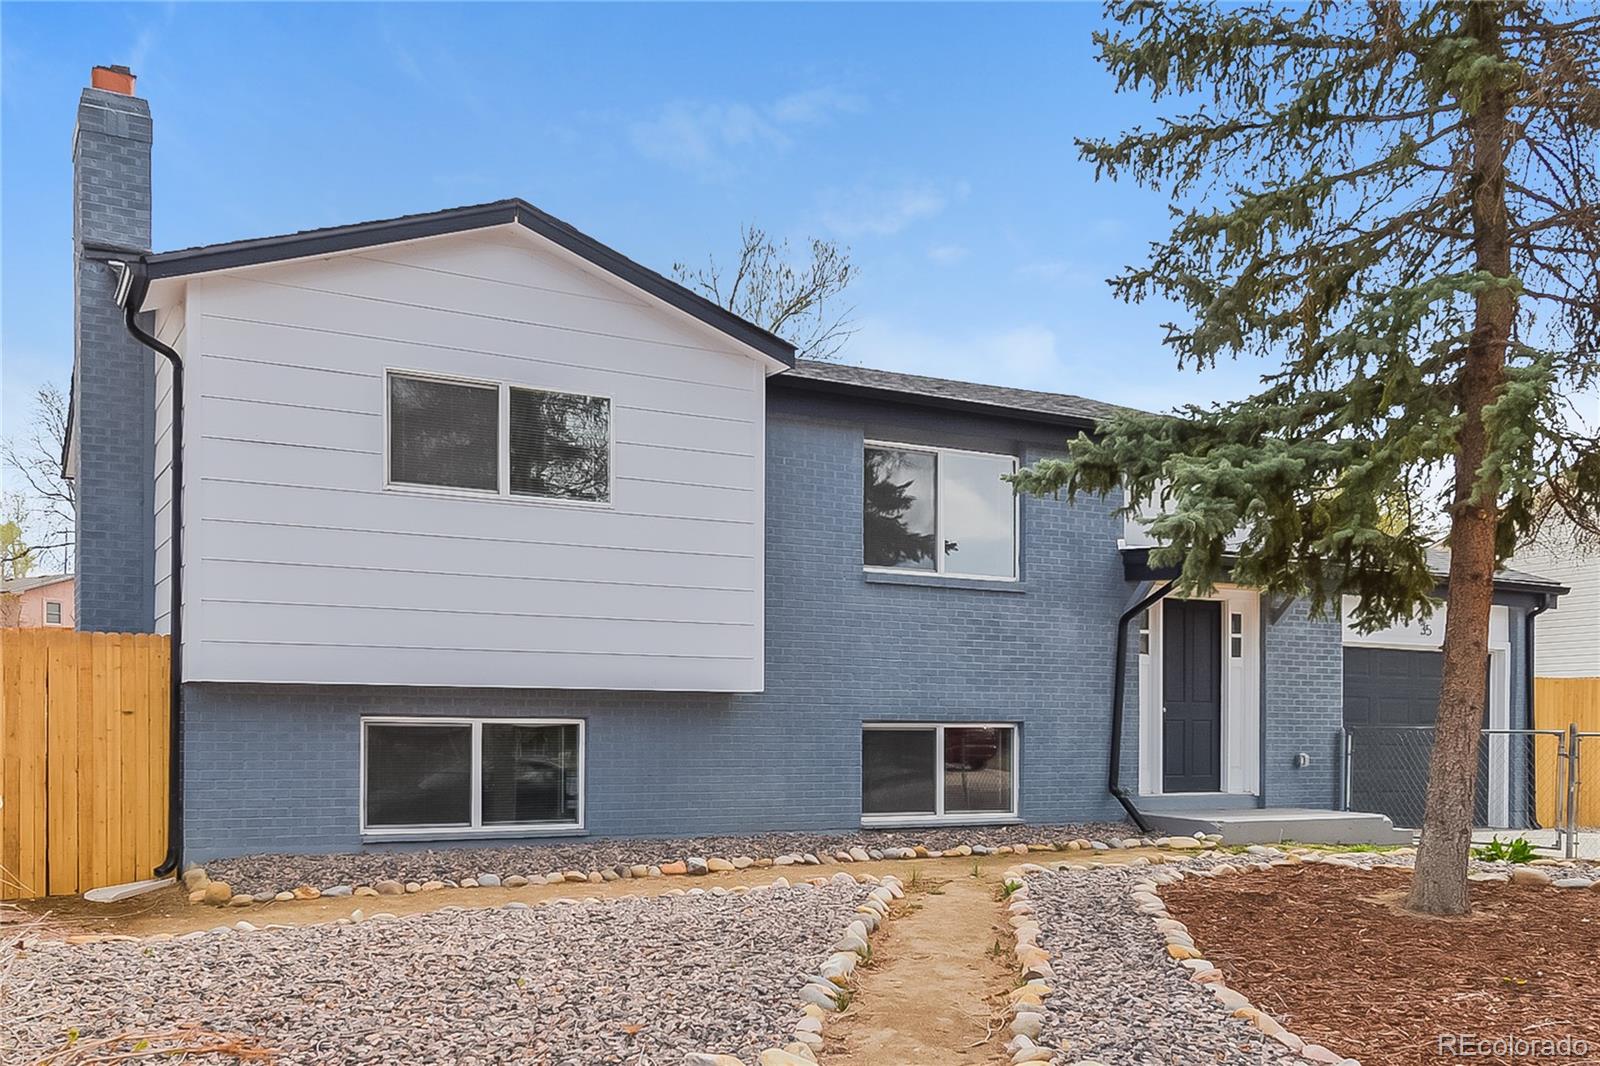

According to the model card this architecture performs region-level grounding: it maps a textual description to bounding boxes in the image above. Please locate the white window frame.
[862,440,1020,582]
[360,716,586,839]
[383,368,614,509]
[861,722,1020,827]
[44,600,63,626]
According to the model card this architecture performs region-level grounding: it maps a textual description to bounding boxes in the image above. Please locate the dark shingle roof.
[774,359,1130,430]
[138,199,796,366]
[1424,547,1568,594]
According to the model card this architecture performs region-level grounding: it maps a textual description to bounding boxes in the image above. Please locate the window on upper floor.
[509,386,610,503]
[44,601,62,625]
[862,442,1018,580]
[388,373,499,492]
[387,372,611,504]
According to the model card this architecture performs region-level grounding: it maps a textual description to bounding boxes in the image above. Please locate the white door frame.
[1138,586,1262,797]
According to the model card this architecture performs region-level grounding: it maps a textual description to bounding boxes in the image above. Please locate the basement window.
[861,723,1017,825]
[362,718,584,835]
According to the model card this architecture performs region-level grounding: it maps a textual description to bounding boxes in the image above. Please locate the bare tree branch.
[674,226,858,361]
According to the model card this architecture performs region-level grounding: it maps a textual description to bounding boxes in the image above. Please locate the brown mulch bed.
[1161,865,1600,1066]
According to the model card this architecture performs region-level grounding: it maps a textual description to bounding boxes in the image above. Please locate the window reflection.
[941,452,1016,578]
[944,727,1014,813]
[863,447,937,570]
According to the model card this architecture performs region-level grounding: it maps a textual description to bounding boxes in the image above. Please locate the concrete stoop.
[1142,806,1414,846]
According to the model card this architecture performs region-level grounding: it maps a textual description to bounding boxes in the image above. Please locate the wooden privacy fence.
[0,629,169,900]
[1534,676,1600,830]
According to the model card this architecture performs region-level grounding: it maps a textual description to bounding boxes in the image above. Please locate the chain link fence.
[1343,725,1596,857]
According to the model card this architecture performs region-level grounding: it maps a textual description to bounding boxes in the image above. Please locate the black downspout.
[111,259,185,880]
[1525,597,1549,729]
[1110,579,1176,833]
[1524,597,1550,827]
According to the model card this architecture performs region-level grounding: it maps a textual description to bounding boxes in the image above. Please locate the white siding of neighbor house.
[1509,529,1600,678]
[161,226,768,691]
[153,300,185,636]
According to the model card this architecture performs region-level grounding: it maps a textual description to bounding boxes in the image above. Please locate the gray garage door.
[1343,647,1489,828]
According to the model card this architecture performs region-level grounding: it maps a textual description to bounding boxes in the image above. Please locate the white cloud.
[769,87,863,125]
[630,101,785,175]
[927,244,969,265]
[630,88,861,178]
[819,180,964,238]
[1014,259,1104,288]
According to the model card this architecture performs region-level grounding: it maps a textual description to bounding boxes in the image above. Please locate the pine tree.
[1014,0,1600,915]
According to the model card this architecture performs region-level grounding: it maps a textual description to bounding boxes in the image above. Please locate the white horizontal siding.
[153,301,185,636]
[178,228,767,690]
[1510,535,1600,677]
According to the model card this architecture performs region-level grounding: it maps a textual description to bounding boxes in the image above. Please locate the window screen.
[481,723,581,825]
[388,375,499,491]
[509,388,610,502]
[861,728,938,815]
[44,601,62,625]
[365,723,472,828]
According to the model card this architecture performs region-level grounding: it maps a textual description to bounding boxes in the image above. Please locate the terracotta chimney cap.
[91,66,136,95]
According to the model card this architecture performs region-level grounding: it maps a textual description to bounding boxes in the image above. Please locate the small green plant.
[998,878,1023,900]
[970,859,982,879]
[833,987,853,1011]
[987,936,1008,959]
[1472,836,1538,864]
[907,866,922,888]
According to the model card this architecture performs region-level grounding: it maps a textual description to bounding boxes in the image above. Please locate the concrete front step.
[1143,806,1414,846]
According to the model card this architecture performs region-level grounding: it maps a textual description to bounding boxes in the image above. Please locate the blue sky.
[2,1,1273,450]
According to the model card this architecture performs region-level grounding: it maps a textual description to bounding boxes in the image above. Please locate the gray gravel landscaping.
[4,882,869,1065]
[200,822,1134,895]
[1023,859,1300,1065]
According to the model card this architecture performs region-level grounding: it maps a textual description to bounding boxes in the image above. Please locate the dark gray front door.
[1163,600,1222,792]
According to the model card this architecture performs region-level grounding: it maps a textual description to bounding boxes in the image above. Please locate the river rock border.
[682,871,904,1066]
[175,832,1218,908]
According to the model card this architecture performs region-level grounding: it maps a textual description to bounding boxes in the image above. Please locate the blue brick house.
[65,69,1567,866]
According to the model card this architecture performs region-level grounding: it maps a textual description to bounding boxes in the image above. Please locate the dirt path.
[824,864,1018,1066]
[14,852,1143,941]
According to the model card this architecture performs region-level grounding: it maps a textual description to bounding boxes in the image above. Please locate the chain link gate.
[1342,726,1590,856]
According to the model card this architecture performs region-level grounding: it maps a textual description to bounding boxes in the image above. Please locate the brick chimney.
[72,66,155,632]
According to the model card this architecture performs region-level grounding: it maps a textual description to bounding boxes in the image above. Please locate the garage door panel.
[1344,646,1492,828]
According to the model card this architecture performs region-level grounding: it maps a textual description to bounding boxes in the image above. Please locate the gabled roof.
[139,198,797,366]
[1,573,74,595]
[774,359,1131,431]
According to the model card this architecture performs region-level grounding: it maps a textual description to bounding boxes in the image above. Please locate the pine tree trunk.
[1406,4,1513,917]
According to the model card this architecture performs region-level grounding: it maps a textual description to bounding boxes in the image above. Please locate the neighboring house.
[1508,514,1600,678]
[0,574,75,628]
[65,68,1570,862]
